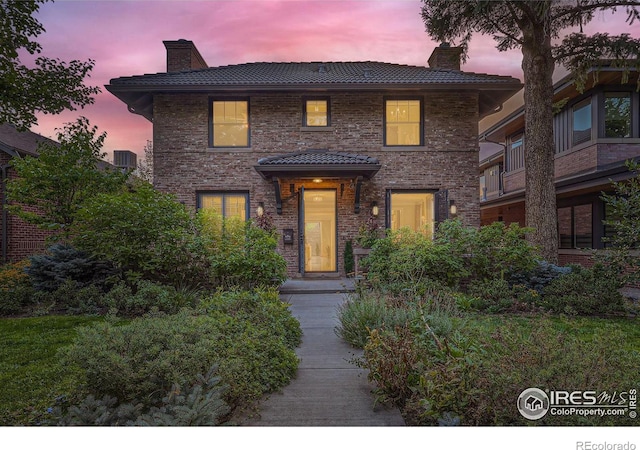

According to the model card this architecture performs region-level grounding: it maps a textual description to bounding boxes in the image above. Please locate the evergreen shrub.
[27,244,118,292]
[541,264,627,316]
[61,289,300,413]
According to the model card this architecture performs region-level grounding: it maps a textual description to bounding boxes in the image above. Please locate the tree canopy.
[6,117,128,237]
[421,0,640,262]
[0,0,100,130]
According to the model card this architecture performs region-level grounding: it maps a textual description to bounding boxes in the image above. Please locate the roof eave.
[254,163,382,180]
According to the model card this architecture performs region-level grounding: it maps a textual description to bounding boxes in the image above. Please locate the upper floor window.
[385,99,422,146]
[507,133,524,172]
[604,92,631,138]
[211,100,249,147]
[572,98,592,146]
[198,192,249,221]
[304,99,329,127]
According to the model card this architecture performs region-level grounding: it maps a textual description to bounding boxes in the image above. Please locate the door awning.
[254,149,381,180]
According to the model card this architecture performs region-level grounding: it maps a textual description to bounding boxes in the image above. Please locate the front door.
[299,188,337,273]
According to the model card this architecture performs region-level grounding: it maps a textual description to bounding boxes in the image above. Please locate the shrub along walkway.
[239,279,405,426]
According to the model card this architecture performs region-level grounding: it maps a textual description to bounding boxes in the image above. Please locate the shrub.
[27,243,118,292]
[361,312,640,425]
[366,227,467,290]
[459,221,538,282]
[31,279,104,315]
[541,264,626,316]
[335,291,419,348]
[344,240,354,277]
[509,260,572,295]
[55,366,230,426]
[199,210,287,289]
[467,278,515,313]
[601,160,640,285]
[362,311,474,425]
[0,260,35,315]
[72,182,207,287]
[365,220,538,292]
[61,290,300,412]
[102,280,201,317]
[336,286,462,349]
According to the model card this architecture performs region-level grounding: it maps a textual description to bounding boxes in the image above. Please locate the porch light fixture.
[257,202,265,217]
[313,178,323,183]
[371,202,379,217]
[449,200,457,217]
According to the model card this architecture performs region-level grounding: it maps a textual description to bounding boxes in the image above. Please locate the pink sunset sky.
[28,0,640,159]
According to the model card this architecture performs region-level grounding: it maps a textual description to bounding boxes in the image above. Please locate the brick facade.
[153,90,481,277]
[1,152,49,263]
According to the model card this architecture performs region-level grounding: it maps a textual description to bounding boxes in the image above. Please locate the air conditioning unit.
[113,150,137,171]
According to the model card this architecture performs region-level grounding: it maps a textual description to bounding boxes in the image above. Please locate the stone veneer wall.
[152,90,481,277]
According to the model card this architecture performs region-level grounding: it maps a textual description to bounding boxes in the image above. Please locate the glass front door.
[301,189,337,273]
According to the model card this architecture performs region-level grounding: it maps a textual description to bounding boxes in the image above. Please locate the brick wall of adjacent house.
[503,169,525,194]
[558,250,595,268]
[152,90,480,276]
[1,154,49,263]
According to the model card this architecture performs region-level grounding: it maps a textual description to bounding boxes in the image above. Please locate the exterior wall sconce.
[449,200,457,217]
[257,202,265,217]
[371,201,379,217]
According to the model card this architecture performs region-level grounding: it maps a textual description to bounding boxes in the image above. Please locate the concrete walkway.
[241,280,405,426]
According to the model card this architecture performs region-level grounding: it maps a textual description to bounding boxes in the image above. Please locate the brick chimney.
[428,42,463,71]
[163,39,208,73]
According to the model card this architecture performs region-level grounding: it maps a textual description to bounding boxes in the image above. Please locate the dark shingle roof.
[0,123,57,157]
[258,150,379,166]
[109,61,518,88]
[255,150,381,180]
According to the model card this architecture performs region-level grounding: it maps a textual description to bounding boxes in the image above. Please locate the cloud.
[28,0,640,156]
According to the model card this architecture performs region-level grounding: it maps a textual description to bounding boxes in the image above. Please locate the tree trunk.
[521,21,558,263]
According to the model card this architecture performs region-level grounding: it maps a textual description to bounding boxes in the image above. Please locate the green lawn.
[0,315,102,425]
[1,312,637,426]
[468,313,640,351]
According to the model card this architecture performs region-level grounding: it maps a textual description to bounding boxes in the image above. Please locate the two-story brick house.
[479,65,640,266]
[107,40,522,277]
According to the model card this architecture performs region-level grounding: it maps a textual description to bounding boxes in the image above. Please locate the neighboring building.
[113,150,138,172]
[479,66,640,266]
[107,40,522,277]
[0,124,54,263]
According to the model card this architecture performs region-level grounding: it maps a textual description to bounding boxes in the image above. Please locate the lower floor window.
[387,191,435,236]
[198,192,249,220]
[558,203,593,249]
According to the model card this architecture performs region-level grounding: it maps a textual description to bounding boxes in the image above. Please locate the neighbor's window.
[388,191,435,236]
[572,98,592,146]
[507,133,524,172]
[211,100,249,147]
[604,92,631,138]
[304,99,329,127]
[198,192,249,221]
[558,203,593,249]
[385,99,422,146]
